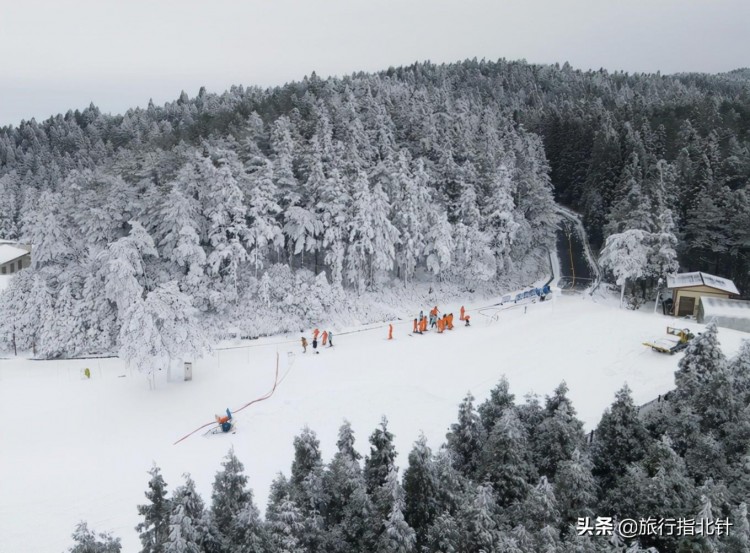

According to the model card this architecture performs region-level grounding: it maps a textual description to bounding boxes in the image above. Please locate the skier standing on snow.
[413,319,419,334]
[322,330,328,346]
[465,315,471,327]
[313,336,319,353]
[460,306,465,321]
[388,324,393,340]
[301,336,308,353]
[328,331,334,347]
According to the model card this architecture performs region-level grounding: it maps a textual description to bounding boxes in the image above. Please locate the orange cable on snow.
[173,352,284,445]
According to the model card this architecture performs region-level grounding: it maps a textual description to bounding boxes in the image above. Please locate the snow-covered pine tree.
[22,189,75,270]
[721,503,750,553]
[422,198,454,278]
[483,163,519,275]
[514,476,560,533]
[391,150,425,284]
[376,465,416,553]
[598,229,651,308]
[478,377,516,436]
[68,521,122,553]
[445,392,486,475]
[729,341,750,404]
[532,382,586,479]
[289,426,324,504]
[425,512,462,553]
[402,433,440,549]
[674,322,737,432]
[478,409,536,507]
[459,483,500,553]
[136,465,170,553]
[319,161,350,286]
[118,281,208,380]
[591,385,652,493]
[364,417,398,495]
[0,171,19,239]
[322,421,376,553]
[163,474,208,553]
[554,449,597,529]
[98,220,157,315]
[196,150,251,310]
[288,426,328,552]
[267,490,305,553]
[324,421,363,524]
[210,448,265,553]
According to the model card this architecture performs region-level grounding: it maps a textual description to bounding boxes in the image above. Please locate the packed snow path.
[555,205,601,293]
[1,295,747,553]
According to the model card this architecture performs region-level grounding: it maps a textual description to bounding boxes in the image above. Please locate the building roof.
[667,272,740,295]
[0,244,29,265]
[700,296,750,320]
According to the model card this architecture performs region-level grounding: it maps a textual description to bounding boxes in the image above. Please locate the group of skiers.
[301,305,472,350]
[301,328,333,354]
[409,305,470,336]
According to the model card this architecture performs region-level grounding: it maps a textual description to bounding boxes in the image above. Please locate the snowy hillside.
[1,292,746,553]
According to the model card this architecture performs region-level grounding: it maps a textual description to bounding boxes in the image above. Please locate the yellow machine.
[643,327,695,354]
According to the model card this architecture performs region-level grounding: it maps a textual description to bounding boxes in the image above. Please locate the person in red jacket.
[388,324,393,340]
[321,330,328,346]
[460,306,465,321]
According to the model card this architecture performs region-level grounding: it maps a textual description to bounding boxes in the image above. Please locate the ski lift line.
[173,352,285,445]
[215,276,553,352]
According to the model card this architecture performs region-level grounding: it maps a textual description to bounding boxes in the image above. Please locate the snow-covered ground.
[1,292,747,553]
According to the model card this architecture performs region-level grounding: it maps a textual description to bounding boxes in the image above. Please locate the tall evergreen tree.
[591,385,652,493]
[136,465,170,553]
[445,392,486,475]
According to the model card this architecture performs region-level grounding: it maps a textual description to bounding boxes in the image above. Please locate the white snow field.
[1,293,747,553]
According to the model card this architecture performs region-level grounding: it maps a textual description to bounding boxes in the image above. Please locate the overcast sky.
[1,0,748,127]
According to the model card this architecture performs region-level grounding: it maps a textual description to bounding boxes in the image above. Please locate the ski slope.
[1,293,747,553]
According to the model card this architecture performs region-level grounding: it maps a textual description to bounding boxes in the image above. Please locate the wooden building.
[666,272,740,317]
[0,243,31,275]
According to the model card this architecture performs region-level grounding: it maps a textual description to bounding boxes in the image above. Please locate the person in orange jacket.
[437,318,444,333]
[447,313,454,330]
[321,330,328,346]
[460,306,465,321]
[413,318,419,334]
[465,315,471,327]
[313,328,320,341]
[419,316,427,333]
[388,324,393,340]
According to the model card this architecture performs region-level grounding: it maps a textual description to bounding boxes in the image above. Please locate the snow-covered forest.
[0,59,749,363]
[68,324,750,553]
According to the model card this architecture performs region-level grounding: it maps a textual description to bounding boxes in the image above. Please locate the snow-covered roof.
[666,272,739,295]
[0,244,28,265]
[700,297,750,320]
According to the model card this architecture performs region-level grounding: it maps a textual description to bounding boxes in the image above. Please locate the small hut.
[666,272,739,317]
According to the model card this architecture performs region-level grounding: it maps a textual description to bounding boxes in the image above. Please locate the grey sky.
[1,0,748,127]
